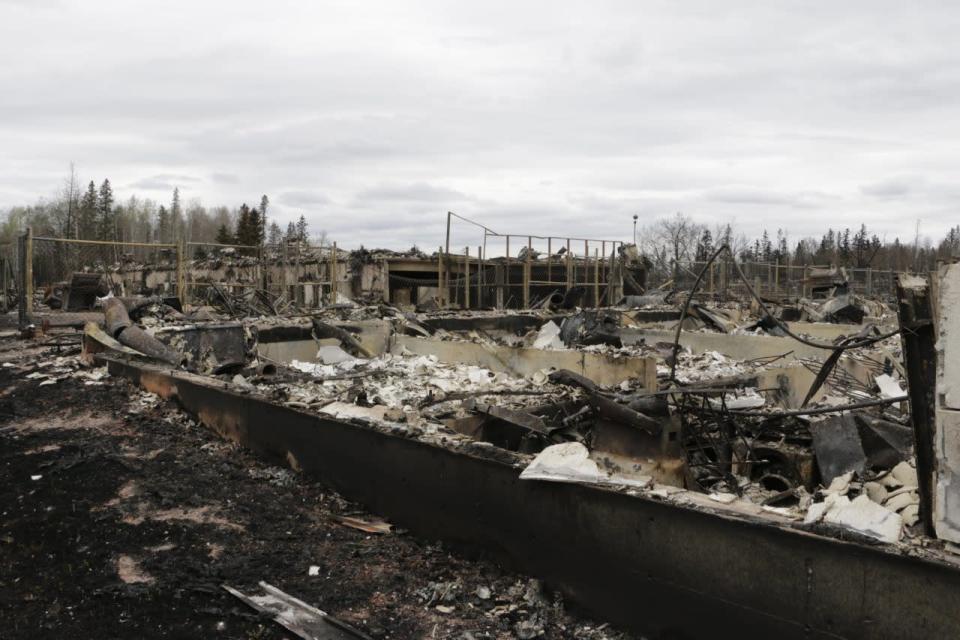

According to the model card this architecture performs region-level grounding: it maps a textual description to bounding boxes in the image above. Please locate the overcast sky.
[2,1,958,250]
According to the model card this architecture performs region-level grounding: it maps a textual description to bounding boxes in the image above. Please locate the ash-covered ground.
[0,337,640,640]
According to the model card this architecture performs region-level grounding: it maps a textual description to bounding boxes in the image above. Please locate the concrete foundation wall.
[936,263,960,541]
[97,356,960,640]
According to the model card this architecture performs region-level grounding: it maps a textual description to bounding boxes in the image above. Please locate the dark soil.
[0,337,637,639]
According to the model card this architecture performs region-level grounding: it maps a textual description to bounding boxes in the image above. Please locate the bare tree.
[655,212,702,282]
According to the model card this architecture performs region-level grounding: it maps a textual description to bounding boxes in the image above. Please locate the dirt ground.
[0,336,640,640]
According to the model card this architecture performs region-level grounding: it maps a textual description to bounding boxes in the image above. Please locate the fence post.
[477,244,483,308]
[175,236,186,303]
[866,267,873,296]
[464,247,470,309]
[280,240,288,302]
[436,246,444,307]
[593,248,600,306]
[24,226,33,315]
[523,236,531,308]
[382,258,390,304]
[295,239,302,304]
[1,246,8,313]
[17,229,30,327]
[566,238,572,290]
[331,242,338,302]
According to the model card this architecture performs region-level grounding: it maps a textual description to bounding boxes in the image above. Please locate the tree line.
[642,212,960,281]
[0,167,321,257]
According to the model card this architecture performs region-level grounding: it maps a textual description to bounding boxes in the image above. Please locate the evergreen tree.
[853,224,869,267]
[78,181,98,239]
[215,223,234,245]
[259,194,269,243]
[267,221,282,246]
[795,241,808,265]
[820,229,835,254]
[235,204,252,247]
[170,188,183,241]
[97,179,114,241]
[761,230,772,262]
[839,228,852,264]
[941,226,960,258]
[776,229,788,262]
[248,208,263,246]
[286,221,296,240]
[296,214,308,244]
[157,205,170,243]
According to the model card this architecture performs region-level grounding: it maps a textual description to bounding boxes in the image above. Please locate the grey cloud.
[126,174,201,192]
[860,177,923,199]
[356,183,474,203]
[702,186,832,208]
[3,1,960,245]
[279,190,331,208]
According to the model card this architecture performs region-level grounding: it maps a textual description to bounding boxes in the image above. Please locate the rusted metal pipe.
[116,325,186,367]
[102,296,184,367]
[103,297,132,338]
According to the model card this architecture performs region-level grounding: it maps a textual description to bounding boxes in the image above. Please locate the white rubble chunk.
[709,388,765,410]
[891,461,918,488]
[884,490,919,513]
[318,402,389,422]
[532,321,564,350]
[805,493,903,543]
[863,482,889,504]
[316,345,359,365]
[900,504,920,527]
[826,471,855,495]
[824,495,903,543]
[708,492,738,504]
[875,373,905,399]
[520,443,652,489]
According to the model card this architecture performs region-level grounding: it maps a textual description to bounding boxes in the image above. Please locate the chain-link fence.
[18,229,350,320]
[259,240,341,308]
[27,235,181,312]
[0,241,19,313]
[439,212,625,309]
[663,259,898,301]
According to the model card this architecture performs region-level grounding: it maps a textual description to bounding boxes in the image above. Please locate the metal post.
[593,248,600,307]
[444,212,452,309]
[477,245,483,308]
[331,242,338,301]
[566,238,572,290]
[382,258,390,304]
[601,241,606,303]
[584,240,589,287]
[1,247,8,313]
[437,246,444,307]
[280,239,288,302]
[547,237,552,288]
[505,236,511,309]
[23,226,33,315]
[176,235,186,303]
[523,236,531,308]
[464,246,470,309]
[295,239,302,304]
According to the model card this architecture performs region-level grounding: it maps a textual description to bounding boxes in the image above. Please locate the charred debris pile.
[35,254,950,556]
